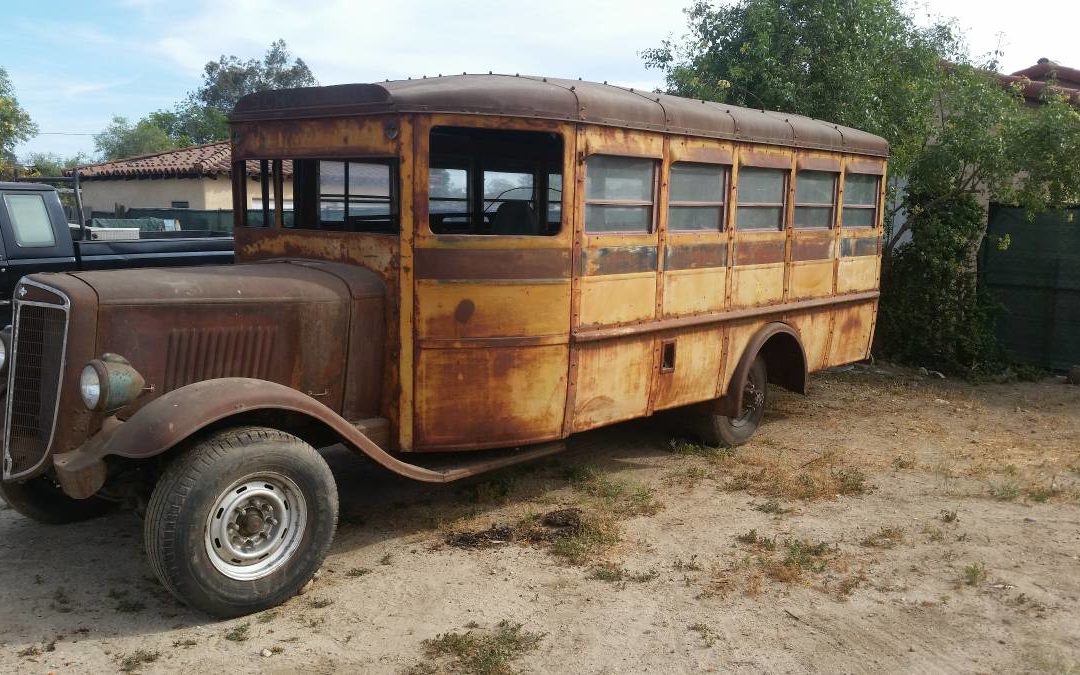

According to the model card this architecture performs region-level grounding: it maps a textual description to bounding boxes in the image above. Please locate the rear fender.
[715,322,807,417]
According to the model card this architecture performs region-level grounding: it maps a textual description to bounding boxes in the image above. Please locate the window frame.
[667,161,729,233]
[793,170,838,230]
[842,172,880,229]
[583,154,659,235]
[286,157,400,234]
[735,166,788,232]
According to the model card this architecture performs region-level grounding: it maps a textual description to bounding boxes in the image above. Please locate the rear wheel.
[144,427,338,618]
[0,476,114,524]
[689,355,769,448]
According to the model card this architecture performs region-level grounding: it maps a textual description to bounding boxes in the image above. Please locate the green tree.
[147,99,229,146]
[195,39,316,113]
[0,66,38,178]
[22,151,92,177]
[93,115,176,161]
[646,0,1080,375]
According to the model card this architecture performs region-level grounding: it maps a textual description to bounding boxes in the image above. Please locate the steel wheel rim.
[204,472,307,581]
[732,378,764,428]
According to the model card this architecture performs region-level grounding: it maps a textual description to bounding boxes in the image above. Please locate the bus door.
[411,120,574,450]
[650,138,734,412]
[568,128,664,433]
[830,158,886,365]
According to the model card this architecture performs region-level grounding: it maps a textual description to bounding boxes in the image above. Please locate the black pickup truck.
[0,182,233,323]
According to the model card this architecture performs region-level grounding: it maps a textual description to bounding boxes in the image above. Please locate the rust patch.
[579,246,658,276]
[665,242,728,271]
[734,239,785,266]
[415,247,571,280]
[453,299,476,324]
[840,236,879,258]
[791,237,833,261]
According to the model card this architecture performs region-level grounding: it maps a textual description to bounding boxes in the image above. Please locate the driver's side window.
[428,126,563,236]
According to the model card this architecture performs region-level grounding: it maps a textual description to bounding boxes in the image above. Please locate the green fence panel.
[981,206,1080,370]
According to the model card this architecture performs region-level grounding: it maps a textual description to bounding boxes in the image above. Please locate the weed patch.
[409,620,544,675]
[223,622,251,642]
[118,649,160,673]
[860,527,905,549]
[963,562,988,586]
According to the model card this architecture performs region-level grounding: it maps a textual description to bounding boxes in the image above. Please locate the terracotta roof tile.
[74,142,292,179]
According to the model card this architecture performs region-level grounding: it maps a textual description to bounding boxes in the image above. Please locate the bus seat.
[492,201,538,235]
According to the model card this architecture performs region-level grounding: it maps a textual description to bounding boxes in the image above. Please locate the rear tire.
[689,355,769,448]
[0,476,114,524]
[144,427,338,618]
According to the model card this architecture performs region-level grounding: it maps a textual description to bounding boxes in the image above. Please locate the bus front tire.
[693,355,769,448]
[144,426,338,618]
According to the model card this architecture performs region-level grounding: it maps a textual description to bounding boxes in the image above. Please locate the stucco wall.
[81,177,223,212]
[82,176,295,214]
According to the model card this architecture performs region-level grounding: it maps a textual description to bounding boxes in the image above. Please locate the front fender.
[52,378,417,499]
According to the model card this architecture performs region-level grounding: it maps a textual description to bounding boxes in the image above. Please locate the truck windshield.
[4,193,56,247]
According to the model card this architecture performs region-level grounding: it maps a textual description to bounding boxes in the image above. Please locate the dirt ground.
[1,365,1079,674]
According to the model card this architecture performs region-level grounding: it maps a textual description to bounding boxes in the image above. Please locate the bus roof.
[232,74,889,158]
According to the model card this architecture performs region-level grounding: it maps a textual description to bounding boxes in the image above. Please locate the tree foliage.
[1,66,38,178]
[646,0,1080,375]
[93,115,177,161]
[88,40,314,161]
[195,39,316,113]
[22,151,93,177]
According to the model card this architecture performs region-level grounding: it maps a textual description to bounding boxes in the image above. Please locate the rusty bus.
[0,75,886,616]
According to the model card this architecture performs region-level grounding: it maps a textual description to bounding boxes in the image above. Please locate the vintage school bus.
[0,75,886,616]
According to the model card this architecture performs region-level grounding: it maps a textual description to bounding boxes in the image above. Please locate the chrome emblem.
[17,286,26,298]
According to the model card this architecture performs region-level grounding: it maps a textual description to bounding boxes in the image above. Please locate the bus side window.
[794,170,837,229]
[842,174,879,228]
[735,167,786,230]
[584,155,656,234]
[668,162,727,231]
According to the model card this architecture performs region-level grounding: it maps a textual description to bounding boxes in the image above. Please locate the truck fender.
[716,322,807,418]
[52,378,438,499]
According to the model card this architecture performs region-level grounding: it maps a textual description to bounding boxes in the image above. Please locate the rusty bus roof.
[232,74,889,158]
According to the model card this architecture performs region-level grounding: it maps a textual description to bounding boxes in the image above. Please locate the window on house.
[736,167,787,230]
[584,155,656,233]
[668,162,727,231]
[4,193,56,247]
[170,200,190,209]
[429,127,563,236]
[843,173,879,228]
[794,170,837,229]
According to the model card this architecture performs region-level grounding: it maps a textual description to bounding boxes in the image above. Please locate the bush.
[877,192,1004,375]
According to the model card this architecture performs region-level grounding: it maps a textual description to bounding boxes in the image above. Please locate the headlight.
[79,354,145,413]
[0,329,8,373]
[80,364,102,410]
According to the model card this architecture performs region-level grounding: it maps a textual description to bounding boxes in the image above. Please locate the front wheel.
[690,355,769,448]
[144,427,338,618]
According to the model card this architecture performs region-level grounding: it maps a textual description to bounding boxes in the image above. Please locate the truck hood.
[69,260,381,306]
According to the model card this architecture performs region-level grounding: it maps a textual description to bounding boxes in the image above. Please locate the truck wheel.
[0,476,114,524]
[692,355,769,448]
[144,427,338,618]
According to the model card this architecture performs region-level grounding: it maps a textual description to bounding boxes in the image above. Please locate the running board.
[371,442,567,483]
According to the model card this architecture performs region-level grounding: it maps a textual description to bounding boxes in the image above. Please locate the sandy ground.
[1,365,1079,674]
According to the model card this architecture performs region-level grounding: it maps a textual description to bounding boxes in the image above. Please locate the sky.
[6,0,1080,160]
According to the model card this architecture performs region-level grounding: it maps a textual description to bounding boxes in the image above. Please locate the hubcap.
[204,472,307,581]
